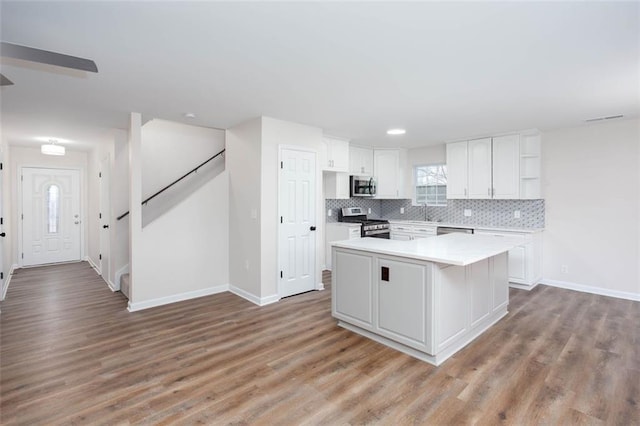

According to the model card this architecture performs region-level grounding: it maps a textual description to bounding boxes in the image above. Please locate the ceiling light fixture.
[387,128,406,135]
[41,139,65,156]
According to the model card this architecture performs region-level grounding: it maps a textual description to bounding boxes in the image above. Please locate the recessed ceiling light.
[183,112,197,119]
[387,128,406,135]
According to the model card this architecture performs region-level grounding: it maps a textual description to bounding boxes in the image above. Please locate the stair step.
[120,273,130,299]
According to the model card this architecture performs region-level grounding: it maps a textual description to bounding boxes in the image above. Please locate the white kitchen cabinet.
[323,136,349,172]
[446,132,540,200]
[349,145,374,175]
[474,229,542,289]
[445,141,468,199]
[492,134,520,199]
[325,223,361,270]
[374,149,406,199]
[468,138,493,199]
[390,223,437,240]
[333,249,373,329]
[323,172,350,199]
[377,258,428,348]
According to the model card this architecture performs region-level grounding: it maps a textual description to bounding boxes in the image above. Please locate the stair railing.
[117,148,225,221]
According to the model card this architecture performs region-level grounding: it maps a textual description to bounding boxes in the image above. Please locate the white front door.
[22,167,81,266]
[279,148,316,298]
[99,156,111,284]
[0,151,4,288]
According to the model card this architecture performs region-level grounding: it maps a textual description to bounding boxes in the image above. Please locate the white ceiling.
[1,1,638,152]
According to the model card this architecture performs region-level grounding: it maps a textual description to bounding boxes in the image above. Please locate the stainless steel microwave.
[350,175,376,197]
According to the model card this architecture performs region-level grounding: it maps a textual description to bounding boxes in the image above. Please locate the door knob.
[310,226,316,231]
[0,232,5,237]
[103,225,109,229]
[74,221,80,224]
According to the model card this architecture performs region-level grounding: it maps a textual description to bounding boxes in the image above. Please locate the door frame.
[17,165,85,267]
[99,154,111,286]
[277,145,320,299]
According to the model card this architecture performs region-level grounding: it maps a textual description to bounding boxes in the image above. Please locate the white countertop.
[331,233,526,266]
[387,220,543,233]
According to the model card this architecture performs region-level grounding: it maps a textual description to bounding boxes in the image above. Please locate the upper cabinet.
[446,132,541,200]
[324,136,349,172]
[374,149,406,199]
[349,145,374,175]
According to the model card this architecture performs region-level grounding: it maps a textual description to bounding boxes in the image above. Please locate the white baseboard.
[316,282,325,291]
[127,284,230,312]
[229,285,280,306]
[106,280,118,292]
[84,256,101,275]
[540,279,640,302]
[1,264,18,301]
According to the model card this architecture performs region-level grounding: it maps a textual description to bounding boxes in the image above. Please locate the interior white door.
[22,168,81,266]
[99,156,111,283]
[279,148,316,298]
[0,151,4,287]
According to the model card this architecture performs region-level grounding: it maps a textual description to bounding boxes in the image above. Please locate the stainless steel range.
[339,207,390,239]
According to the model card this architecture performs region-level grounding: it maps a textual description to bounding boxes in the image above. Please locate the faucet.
[421,203,428,221]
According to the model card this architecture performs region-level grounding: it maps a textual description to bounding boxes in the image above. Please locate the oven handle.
[364,229,390,236]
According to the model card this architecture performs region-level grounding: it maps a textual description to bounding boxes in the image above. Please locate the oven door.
[364,229,390,239]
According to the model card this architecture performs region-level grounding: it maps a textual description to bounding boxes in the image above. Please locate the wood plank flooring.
[1,262,638,425]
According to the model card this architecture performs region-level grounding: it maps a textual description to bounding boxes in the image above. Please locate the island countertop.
[331,233,525,266]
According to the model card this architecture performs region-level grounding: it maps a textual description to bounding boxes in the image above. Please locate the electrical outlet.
[368,208,372,214]
[514,210,521,219]
[327,209,332,217]
[245,260,250,270]
[561,265,568,274]
[400,207,405,214]
[464,209,472,217]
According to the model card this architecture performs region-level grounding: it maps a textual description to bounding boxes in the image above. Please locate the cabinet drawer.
[348,227,362,239]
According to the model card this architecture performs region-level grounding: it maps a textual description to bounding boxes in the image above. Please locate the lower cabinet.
[377,258,429,349]
[390,223,437,241]
[474,229,542,288]
[332,247,509,364]
[333,250,373,329]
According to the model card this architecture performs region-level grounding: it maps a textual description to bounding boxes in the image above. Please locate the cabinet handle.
[492,187,495,197]
[381,266,389,282]
[488,188,491,196]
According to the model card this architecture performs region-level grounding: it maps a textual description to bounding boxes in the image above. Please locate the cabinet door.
[374,150,400,198]
[508,244,527,281]
[492,135,520,199]
[333,250,373,328]
[349,146,374,175]
[435,264,467,350]
[468,138,492,199]
[325,137,349,172]
[377,259,427,347]
[390,232,412,241]
[446,141,468,199]
[469,259,491,328]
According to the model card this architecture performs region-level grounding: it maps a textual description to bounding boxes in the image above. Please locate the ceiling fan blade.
[0,73,14,86]
[1,41,98,73]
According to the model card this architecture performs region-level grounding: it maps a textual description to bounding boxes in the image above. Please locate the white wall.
[226,117,263,299]
[142,119,225,198]
[7,146,89,267]
[111,130,130,286]
[131,171,229,309]
[261,117,324,299]
[541,118,640,298]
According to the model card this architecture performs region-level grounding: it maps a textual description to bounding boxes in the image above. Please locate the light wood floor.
[1,262,638,425]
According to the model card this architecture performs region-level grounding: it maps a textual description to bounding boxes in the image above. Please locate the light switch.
[368,208,372,214]
[327,209,332,217]
[400,207,405,214]
[514,210,521,219]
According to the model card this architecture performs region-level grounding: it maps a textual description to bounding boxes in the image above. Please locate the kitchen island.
[331,233,525,366]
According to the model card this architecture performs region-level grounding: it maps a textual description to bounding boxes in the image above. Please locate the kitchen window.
[414,164,447,206]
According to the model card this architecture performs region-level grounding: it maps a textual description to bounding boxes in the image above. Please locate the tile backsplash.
[326,198,545,228]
